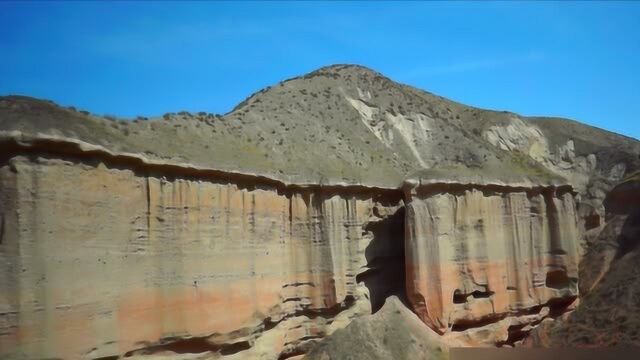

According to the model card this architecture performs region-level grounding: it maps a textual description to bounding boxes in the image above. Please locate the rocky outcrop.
[482,115,640,257]
[526,172,640,347]
[404,181,580,345]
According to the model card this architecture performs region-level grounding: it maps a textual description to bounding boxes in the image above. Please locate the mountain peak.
[295,64,390,84]
[2,65,638,188]
[306,63,382,76]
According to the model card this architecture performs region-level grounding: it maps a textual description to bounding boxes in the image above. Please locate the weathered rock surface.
[1,64,639,359]
[526,172,640,347]
[480,114,639,257]
[404,183,580,345]
[0,135,403,359]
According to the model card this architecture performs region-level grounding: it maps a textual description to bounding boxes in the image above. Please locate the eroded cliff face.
[0,136,405,359]
[1,64,639,359]
[404,183,580,346]
[0,134,586,359]
[525,172,640,348]
[482,116,640,257]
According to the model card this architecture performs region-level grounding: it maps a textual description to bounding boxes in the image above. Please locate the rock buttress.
[404,184,580,345]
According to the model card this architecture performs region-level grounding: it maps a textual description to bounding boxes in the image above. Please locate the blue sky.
[1,1,639,139]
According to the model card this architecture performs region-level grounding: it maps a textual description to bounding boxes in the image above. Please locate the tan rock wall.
[0,155,401,359]
[0,134,585,357]
[405,185,580,344]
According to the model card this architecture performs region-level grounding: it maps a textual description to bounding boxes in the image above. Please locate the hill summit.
[1,64,638,188]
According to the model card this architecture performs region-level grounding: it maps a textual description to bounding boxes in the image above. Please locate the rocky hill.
[3,65,637,188]
[1,65,639,359]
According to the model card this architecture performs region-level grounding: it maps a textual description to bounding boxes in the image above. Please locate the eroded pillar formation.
[404,183,580,345]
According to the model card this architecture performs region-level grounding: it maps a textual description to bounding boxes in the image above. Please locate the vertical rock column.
[404,184,580,339]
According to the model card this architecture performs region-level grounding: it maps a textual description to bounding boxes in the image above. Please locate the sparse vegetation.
[1,64,637,189]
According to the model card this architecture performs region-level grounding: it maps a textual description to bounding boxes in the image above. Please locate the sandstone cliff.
[526,172,640,347]
[405,182,579,346]
[0,133,584,359]
[0,133,405,359]
[1,64,639,359]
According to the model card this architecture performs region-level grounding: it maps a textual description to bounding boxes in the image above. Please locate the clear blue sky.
[1,1,639,139]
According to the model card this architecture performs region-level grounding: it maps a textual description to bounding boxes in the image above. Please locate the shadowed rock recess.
[1,65,639,359]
